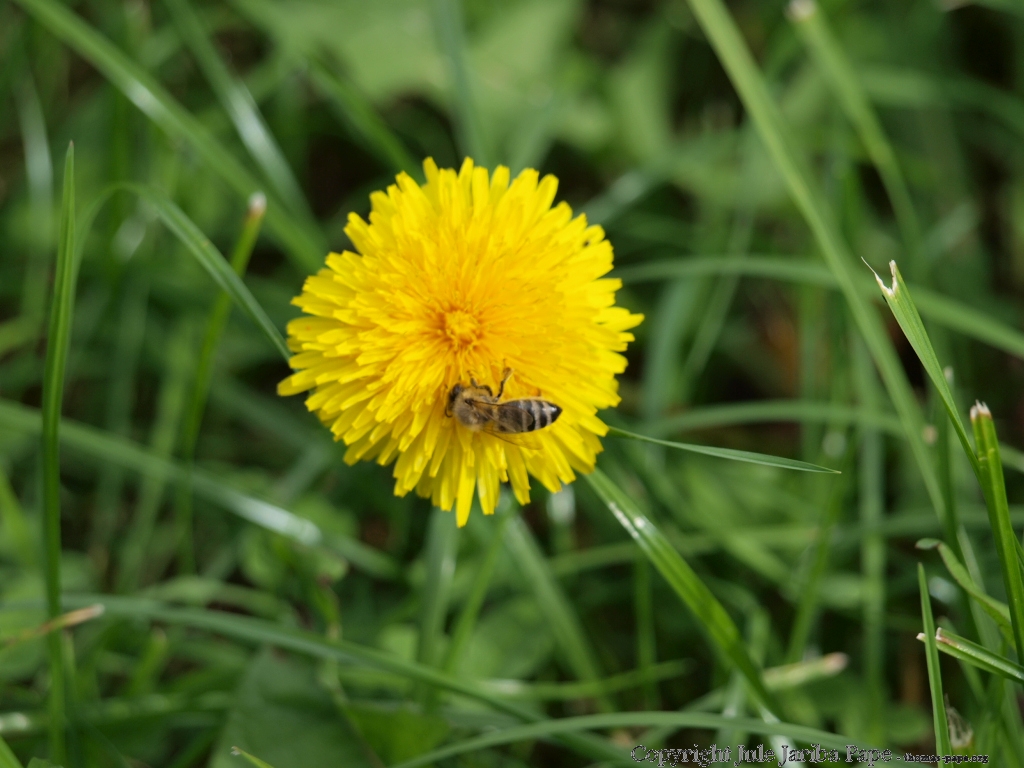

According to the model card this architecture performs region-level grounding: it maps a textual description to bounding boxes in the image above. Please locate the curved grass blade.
[0,693,230,738]
[917,538,1012,639]
[125,184,289,361]
[683,0,946,527]
[615,255,835,286]
[390,711,874,768]
[11,0,324,272]
[306,63,420,177]
[442,506,512,674]
[176,193,266,574]
[76,183,288,361]
[480,659,689,700]
[40,144,75,767]
[789,1,921,265]
[584,468,781,717]
[432,0,489,166]
[640,399,902,439]
[0,737,22,768]
[606,427,838,473]
[873,256,1024,663]
[163,0,310,219]
[869,260,980,479]
[0,398,400,581]
[45,595,624,765]
[15,70,53,326]
[923,627,1024,686]
[919,563,952,756]
[417,508,458,677]
[786,446,853,662]
[504,515,612,711]
[230,747,276,768]
[618,257,1024,361]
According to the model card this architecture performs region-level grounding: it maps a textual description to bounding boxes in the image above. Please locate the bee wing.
[480,427,544,452]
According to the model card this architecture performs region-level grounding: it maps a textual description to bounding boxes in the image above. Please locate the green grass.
[3,0,1024,766]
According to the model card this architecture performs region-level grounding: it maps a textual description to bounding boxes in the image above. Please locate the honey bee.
[446,368,562,435]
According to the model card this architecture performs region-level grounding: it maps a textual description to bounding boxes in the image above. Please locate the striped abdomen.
[494,398,562,433]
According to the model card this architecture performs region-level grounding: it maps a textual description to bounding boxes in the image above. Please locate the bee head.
[446,383,464,417]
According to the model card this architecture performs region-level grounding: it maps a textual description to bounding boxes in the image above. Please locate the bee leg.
[496,367,513,399]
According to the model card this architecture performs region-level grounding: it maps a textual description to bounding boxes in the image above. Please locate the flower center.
[443,310,482,349]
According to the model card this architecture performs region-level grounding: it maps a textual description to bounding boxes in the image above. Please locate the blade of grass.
[504,514,613,711]
[481,659,689,700]
[12,0,324,272]
[306,63,420,177]
[917,538,1012,639]
[441,503,512,674]
[14,70,53,326]
[76,183,288,360]
[683,0,947,531]
[0,398,401,581]
[3,605,104,651]
[785,445,852,663]
[618,256,1024,362]
[417,507,458,675]
[789,0,921,269]
[176,193,266,574]
[40,143,75,767]
[123,185,288,360]
[432,0,489,165]
[919,563,952,756]
[0,692,230,737]
[585,468,781,717]
[47,594,625,765]
[924,627,1024,686]
[118,318,195,592]
[641,399,902,440]
[854,335,887,744]
[389,710,874,768]
[0,738,22,768]
[90,265,150,577]
[642,279,700,422]
[162,0,309,218]
[971,403,1024,662]
[606,426,838,473]
[679,140,758,403]
[0,466,35,568]
[0,317,38,358]
[869,260,980,478]
[167,730,218,768]
[634,556,658,709]
[230,747,277,768]
[636,654,849,748]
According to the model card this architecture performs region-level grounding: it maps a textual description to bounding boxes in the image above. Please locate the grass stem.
[40,142,76,767]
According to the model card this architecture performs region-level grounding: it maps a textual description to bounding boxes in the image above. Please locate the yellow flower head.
[278,158,643,525]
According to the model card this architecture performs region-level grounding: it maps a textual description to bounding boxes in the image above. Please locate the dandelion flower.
[278,158,643,526]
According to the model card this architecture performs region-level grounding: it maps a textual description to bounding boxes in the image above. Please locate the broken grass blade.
[921,627,1024,686]
[917,538,1012,641]
[868,259,980,480]
[230,747,277,768]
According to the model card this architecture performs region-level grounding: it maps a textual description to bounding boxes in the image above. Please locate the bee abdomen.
[507,399,562,432]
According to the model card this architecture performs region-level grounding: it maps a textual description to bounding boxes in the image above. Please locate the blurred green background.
[3,0,1024,765]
